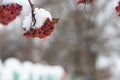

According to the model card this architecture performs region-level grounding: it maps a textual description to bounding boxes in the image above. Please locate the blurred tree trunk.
[42,9,98,80]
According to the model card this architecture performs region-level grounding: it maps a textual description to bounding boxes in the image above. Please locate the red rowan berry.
[23,18,59,39]
[0,3,22,25]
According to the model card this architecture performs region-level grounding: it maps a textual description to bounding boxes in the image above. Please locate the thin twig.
[28,0,36,26]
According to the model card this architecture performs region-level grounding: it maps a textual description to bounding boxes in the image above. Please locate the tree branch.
[28,0,36,26]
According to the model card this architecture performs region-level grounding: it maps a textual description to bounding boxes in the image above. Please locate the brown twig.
[28,0,36,26]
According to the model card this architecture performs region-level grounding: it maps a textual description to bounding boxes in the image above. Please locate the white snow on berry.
[33,8,52,29]
[23,8,52,31]
[2,0,29,5]
[2,0,31,17]
[23,13,32,31]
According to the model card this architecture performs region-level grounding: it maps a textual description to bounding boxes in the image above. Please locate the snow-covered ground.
[0,58,64,80]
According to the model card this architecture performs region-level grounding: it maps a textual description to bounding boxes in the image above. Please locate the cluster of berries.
[23,18,59,39]
[77,0,94,4]
[0,3,22,25]
[22,6,59,39]
[116,1,120,16]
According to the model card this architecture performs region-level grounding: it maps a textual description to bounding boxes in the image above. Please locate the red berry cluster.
[116,1,120,16]
[23,18,59,39]
[77,0,94,4]
[0,3,22,25]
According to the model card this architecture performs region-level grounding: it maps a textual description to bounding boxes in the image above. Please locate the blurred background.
[0,0,120,80]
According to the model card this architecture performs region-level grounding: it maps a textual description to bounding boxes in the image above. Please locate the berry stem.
[28,0,36,26]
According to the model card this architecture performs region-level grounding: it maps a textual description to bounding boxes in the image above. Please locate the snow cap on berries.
[34,8,52,29]
[2,0,21,4]
[23,13,32,31]
[23,8,52,30]
[23,8,59,39]
[2,0,29,6]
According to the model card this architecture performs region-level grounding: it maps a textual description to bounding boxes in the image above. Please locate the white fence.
[0,58,64,80]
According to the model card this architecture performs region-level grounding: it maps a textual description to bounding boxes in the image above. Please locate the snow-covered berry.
[23,8,59,39]
[23,18,59,39]
[0,3,22,25]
